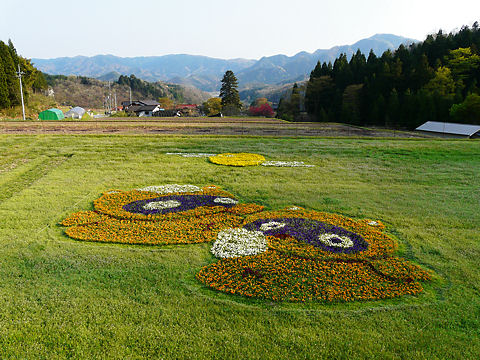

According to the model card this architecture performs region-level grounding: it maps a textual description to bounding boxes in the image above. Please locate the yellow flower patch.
[209,153,266,166]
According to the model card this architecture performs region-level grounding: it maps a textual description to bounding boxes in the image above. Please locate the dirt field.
[0,117,429,137]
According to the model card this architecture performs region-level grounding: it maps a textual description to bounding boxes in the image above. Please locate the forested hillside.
[45,74,209,109]
[0,39,47,112]
[279,23,480,128]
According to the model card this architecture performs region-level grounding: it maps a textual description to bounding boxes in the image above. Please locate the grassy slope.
[0,135,479,359]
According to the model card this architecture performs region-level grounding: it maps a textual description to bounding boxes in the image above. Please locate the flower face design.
[196,208,432,302]
[61,185,264,246]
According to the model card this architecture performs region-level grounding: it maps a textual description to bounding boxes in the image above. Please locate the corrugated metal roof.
[416,121,480,136]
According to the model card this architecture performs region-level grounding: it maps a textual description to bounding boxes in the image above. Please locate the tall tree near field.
[0,61,10,108]
[220,70,241,113]
[0,41,20,106]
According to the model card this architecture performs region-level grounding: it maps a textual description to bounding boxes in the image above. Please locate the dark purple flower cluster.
[123,195,237,215]
[243,217,369,254]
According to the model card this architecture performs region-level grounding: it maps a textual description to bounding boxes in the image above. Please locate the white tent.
[65,107,86,119]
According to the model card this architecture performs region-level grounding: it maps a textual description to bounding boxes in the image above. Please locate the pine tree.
[0,60,10,109]
[220,70,241,114]
[0,41,20,106]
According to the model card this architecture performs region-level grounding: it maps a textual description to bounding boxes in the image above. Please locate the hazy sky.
[1,0,479,59]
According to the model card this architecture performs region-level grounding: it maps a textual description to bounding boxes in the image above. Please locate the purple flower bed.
[123,195,237,215]
[243,217,369,254]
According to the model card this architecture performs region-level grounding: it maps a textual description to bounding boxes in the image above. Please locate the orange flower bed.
[197,251,427,302]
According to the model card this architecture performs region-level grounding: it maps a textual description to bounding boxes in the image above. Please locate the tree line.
[0,39,47,111]
[278,22,480,128]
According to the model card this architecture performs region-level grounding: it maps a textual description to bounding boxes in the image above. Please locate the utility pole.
[16,64,26,120]
[129,86,132,104]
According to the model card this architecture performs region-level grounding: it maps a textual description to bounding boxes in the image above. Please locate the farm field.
[0,134,479,359]
[0,117,429,137]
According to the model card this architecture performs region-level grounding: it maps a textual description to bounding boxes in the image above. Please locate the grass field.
[0,134,479,359]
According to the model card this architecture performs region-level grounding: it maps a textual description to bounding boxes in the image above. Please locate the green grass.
[0,134,479,359]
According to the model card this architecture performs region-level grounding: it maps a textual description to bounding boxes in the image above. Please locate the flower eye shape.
[259,221,286,231]
[123,195,238,215]
[244,217,368,254]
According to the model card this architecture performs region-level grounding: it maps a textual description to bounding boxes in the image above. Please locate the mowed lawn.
[0,134,479,359]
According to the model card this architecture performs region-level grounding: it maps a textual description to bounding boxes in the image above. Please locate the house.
[415,121,480,138]
[127,104,163,117]
[122,100,160,111]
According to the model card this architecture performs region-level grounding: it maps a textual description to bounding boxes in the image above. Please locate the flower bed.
[209,153,266,167]
[261,161,314,167]
[197,209,431,302]
[166,152,216,158]
[197,251,426,302]
[61,184,264,245]
[211,228,267,258]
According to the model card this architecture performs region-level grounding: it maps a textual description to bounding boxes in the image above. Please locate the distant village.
[38,100,208,120]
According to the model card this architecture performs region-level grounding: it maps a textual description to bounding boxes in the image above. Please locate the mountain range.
[32,34,416,93]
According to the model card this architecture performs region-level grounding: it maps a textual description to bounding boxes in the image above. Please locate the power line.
[15,64,26,120]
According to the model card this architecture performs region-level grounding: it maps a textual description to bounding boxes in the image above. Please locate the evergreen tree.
[0,60,10,108]
[0,41,20,107]
[219,70,241,114]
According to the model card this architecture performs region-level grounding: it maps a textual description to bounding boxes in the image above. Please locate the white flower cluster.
[143,200,181,210]
[260,221,286,231]
[261,161,315,167]
[213,197,238,205]
[211,228,268,258]
[166,152,216,158]
[287,206,301,211]
[318,233,354,248]
[368,221,380,226]
[137,184,202,194]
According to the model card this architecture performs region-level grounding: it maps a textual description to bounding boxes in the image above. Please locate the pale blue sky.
[1,0,479,59]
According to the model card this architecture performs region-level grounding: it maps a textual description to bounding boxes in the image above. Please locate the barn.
[38,108,65,120]
[415,121,480,138]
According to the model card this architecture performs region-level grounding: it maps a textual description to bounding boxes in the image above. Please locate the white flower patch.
[368,221,379,226]
[261,161,315,167]
[166,152,216,158]
[213,197,238,205]
[143,200,181,210]
[318,233,354,248]
[287,206,301,211]
[137,184,202,194]
[260,221,286,231]
[211,228,267,258]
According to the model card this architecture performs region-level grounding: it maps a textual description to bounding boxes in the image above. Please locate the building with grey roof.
[415,121,480,138]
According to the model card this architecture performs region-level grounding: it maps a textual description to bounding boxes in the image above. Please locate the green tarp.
[39,108,65,120]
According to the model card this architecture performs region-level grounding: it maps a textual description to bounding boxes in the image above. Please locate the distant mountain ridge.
[32,34,416,92]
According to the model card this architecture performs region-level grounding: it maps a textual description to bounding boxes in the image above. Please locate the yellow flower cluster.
[209,153,266,167]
